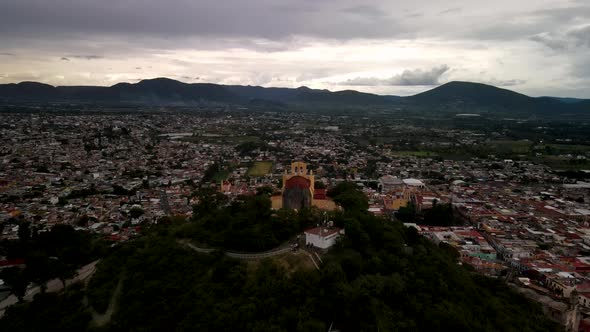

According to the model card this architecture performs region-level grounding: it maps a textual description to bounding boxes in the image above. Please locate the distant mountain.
[0,81,59,100]
[410,81,531,106]
[540,96,586,104]
[0,78,588,116]
[409,81,587,115]
[0,78,392,106]
[109,78,238,103]
[0,78,240,104]
[227,85,393,105]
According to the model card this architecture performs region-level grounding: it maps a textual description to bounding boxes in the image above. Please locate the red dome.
[285,176,311,189]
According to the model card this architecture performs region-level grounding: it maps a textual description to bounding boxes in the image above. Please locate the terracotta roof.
[285,176,311,189]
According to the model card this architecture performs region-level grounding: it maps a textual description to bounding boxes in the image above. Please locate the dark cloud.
[479,78,526,87]
[338,65,450,86]
[1,0,587,51]
[438,7,462,15]
[60,57,70,61]
[0,53,15,56]
[340,5,387,19]
[174,75,203,82]
[530,24,590,50]
[66,55,104,60]
[405,13,424,18]
[530,33,568,50]
[571,56,590,79]
[0,0,405,41]
[529,23,590,84]
[568,24,590,47]
[464,4,590,41]
[533,5,590,23]
[466,21,544,41]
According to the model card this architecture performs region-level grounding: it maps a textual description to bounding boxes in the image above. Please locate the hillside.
[0,78,389,106]
[409,81,581,115]
[410,81,532,106]
[2,234,561,331]
[0,185,563,331]
[0,78,588,116]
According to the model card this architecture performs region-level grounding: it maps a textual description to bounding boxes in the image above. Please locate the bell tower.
[282,161,314,209]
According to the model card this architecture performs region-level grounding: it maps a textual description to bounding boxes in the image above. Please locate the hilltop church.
[271,161,337,211]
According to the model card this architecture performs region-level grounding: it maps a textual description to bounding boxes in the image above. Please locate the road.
[0,260,99,318]
[181,241,293,260]
[180,238,321,269]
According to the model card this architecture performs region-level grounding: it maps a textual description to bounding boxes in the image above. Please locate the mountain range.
[0,78,588,116]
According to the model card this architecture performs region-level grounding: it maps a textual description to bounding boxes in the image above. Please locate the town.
[1,107,590,329]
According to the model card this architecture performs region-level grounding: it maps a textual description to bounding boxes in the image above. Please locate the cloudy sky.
[0,0,589,97]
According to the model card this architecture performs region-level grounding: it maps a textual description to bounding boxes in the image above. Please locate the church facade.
[271,161,337,211]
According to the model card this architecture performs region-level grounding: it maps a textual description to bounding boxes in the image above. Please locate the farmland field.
[246,161,273,177]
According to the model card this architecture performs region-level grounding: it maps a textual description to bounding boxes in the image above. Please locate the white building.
[305,227,343,249]
[403,178,425,189]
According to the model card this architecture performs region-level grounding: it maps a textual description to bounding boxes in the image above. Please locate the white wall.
[305,232,339,249]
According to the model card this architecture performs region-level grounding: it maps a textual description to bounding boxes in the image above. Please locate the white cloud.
[338,65,450,86]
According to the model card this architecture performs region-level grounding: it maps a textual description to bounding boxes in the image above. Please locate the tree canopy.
[0,183,562,332]
[175,191,319,252]
[1,201,562,332]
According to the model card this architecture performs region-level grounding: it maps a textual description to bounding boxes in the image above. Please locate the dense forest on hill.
[0,184,562,331]
[175,188,305,252]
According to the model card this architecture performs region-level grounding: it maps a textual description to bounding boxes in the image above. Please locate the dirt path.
[0,260,99,318]
[90,277,123,327]
[179,239,293,259]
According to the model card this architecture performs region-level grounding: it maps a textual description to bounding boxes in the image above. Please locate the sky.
[0,0,589,97]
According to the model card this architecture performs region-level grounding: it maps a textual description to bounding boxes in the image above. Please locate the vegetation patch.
[488,140,533,154]
[0,183,563,332]
[246,161,273,177]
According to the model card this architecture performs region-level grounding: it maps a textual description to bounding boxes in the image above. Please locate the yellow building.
[271,161,337,211]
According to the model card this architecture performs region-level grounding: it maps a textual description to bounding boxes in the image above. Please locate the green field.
[540,144,590,154]
[246,161,273,177]
[488,140,533,154]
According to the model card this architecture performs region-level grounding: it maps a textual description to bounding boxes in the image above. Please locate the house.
[304,227,343,249]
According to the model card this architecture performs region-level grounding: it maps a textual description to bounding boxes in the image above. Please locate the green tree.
[129,206,144,219]
[423,203,456,226]
[17,222,30,243]
[0,267,29,302]
[25,252,53,294]
[395,203,416,223]
[53,259,76,288]
[328,182,368,212]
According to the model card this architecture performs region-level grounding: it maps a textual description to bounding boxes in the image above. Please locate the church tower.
[282,161,314,209]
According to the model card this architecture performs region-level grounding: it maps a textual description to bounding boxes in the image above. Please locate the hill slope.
[0,78,392,106]
[0,202,563,332]
[0,78,588,116]
[409,81,582,115]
